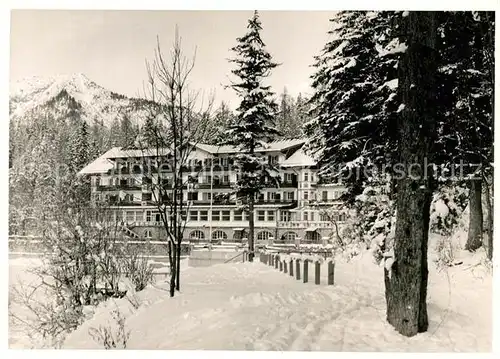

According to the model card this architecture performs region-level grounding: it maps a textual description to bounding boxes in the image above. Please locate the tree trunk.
[176,226,181,291]
[248,194,255,262]
[466,178,483,251]
[386,11,437,337]
[484,178,493,260]
[168,241,177,298]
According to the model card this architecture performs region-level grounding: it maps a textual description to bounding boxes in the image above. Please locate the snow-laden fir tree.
[305,11,403,198]
[70,119,91,175]
[434,12,494,254]
[224,10,280,261]
[305,11,403,254]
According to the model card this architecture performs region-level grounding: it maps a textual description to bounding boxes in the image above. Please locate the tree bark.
[168,240,177,297]
[466,178,483,251]
[176,225,181,291]
[484,178,493,260]
[386,11,437,337]
[248,194,255,262]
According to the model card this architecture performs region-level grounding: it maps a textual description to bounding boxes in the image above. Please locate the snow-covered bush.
[10,206,153,347]
[88,309,130,349]
[120,245,154,292]
[339,185,396,264]
[430,185,468,236]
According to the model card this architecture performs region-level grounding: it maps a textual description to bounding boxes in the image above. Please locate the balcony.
[277,221,343,229]
[255,198,297,205]
[95,183,143,191]
[308,199,343,206]
[280,180,298,188]
[108,199,142,207]
[196,182,233,189]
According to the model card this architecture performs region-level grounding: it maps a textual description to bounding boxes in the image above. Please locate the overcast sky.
[10,10,333,109]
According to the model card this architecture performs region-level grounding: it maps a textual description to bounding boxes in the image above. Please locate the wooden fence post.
[289,259,294,276]
[279,260,283,271]
[303,260,309,283]
[328,261,335,285]
[315,261,321,285]
[296,259,301,280]
[275,256,279,269]
[284,260,288,273]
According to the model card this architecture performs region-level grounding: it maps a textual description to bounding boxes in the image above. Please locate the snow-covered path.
[62,250,491,351]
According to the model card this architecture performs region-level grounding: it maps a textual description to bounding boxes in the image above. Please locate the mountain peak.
[10,73,153,127]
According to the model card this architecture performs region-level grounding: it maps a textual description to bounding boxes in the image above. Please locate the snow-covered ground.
[9,242,492,351]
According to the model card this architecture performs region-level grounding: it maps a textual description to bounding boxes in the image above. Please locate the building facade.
[79,139,347,245]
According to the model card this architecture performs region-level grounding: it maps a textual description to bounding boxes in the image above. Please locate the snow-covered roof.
[195,139,306,155]
[281,148,317,167]
[78,146,171,175]
[79,157,114,175]
[101,147,171,159]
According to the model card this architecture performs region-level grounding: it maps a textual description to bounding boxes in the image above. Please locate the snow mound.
[59,249,491,351]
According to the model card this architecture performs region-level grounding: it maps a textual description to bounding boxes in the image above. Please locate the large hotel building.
[79,139,347,245]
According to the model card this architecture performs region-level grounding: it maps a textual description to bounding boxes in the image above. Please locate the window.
[202,192,212,201]
[188,192,198,201]
[285,173,293,183]
[304,173,309,182]
[146,211,151,222]
[189,211,198,221]
[181,210,187,221]
[280,211,290,222]
[320,213,328,222]
[258,210,266,221]
[322,191,328,201]
[222,210,230,221]
[144,230,152,239]
[310,212,315,221]
[212,230,227,240]
[257,231,273,241]
[126,211,135,223]
[286,192,294,200]
[267,210,275,222]
[135,211,143,221]
[311,173,315,182]
[303,191,309,200]
[212,210,220,221]
[200,210,208,221]
[281,231,297,242]
[234,210,243,221]
[190,230,204,241]
[243,211,249,221]
[303,212,308,221]
[223,175,229,183]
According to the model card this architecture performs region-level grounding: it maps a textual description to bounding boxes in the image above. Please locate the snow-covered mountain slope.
[10,73,156,127]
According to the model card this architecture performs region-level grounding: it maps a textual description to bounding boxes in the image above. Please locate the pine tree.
[433,12,494,252]
[108,118,121,147]
[224,10,280,261]
[70,120,91,174]
[276,87,296,138]
[209,101,234,144]
[141,115,158,148]
[305,11,403,195]
[120,114,137,148]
